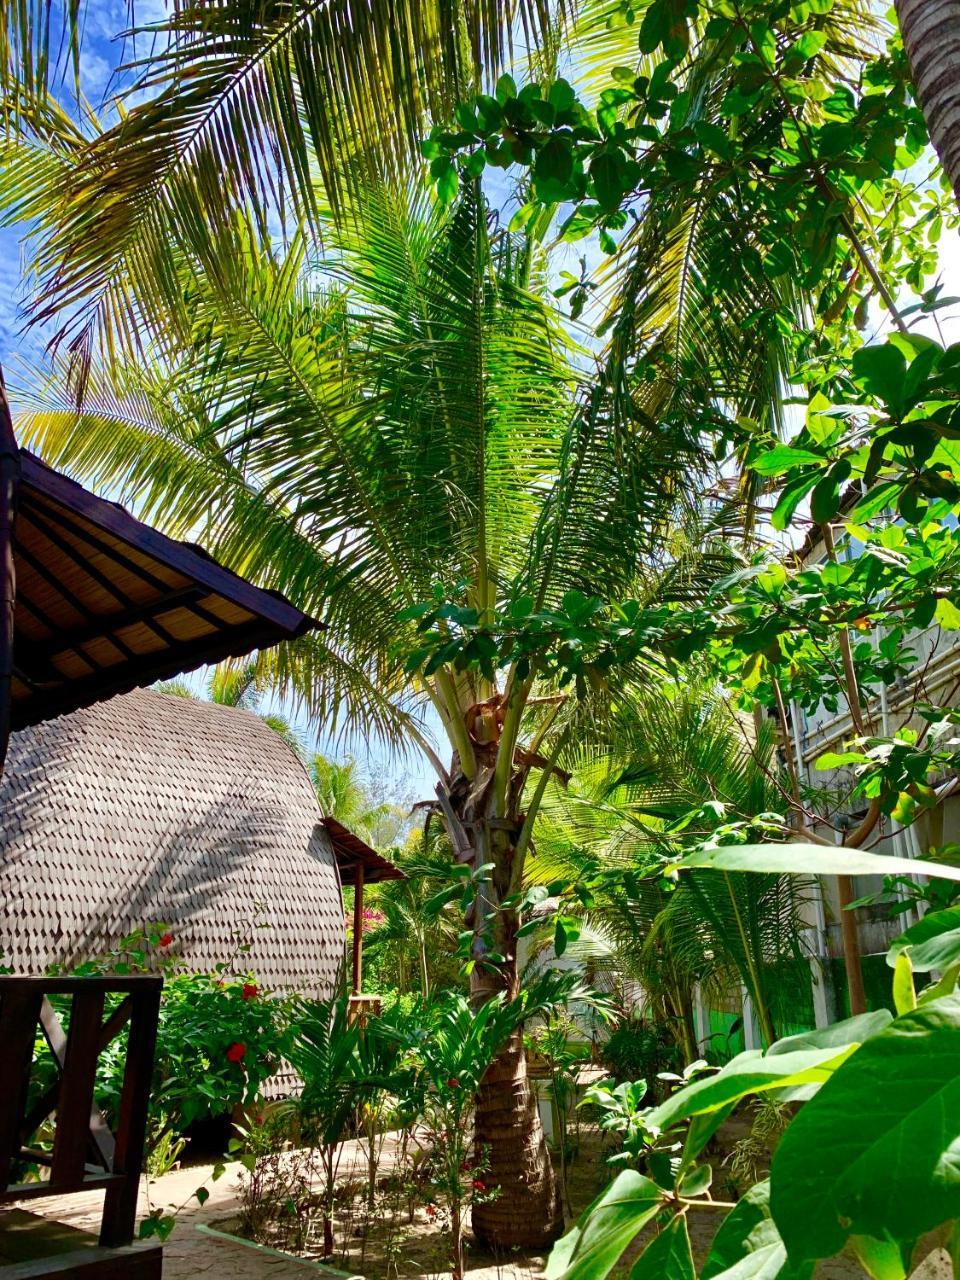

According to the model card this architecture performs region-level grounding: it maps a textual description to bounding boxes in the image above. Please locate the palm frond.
[6,0,569,367]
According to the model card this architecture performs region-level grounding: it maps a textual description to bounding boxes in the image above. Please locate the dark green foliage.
[600,1016,681,1087]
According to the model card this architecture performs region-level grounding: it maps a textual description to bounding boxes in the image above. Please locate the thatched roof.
[0,687,345,993]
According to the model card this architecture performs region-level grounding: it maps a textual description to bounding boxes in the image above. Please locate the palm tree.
[309,755,400,846]
[10,173,720,1244]
[362,838,464,997]
[896,1,960,206]
[529,687,812,1050]
[0,0,570,381]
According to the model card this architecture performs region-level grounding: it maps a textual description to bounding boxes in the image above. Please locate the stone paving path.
[16,1139,955,1280]
[21,1159,322,1277]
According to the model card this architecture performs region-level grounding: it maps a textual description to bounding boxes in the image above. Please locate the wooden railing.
[0,975,162,1249]
[347,993,382,1026]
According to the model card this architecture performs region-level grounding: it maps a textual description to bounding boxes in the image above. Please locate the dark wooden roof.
[320,816,405,885]
[9,450,322,731]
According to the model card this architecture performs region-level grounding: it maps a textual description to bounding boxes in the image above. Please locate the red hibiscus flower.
[425,1204,436,1219]
[158,933,174,948]
[241,983,258,1001]
[226,1042,247,1063]
[446,1077,460,1089]
[472,1179,486,1192]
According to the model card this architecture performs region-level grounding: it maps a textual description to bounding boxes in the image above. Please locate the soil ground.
[14,1125,953,1279]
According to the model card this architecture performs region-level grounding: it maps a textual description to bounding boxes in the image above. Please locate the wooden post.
[0,365,20,778]
[352,865,364,996]
[837,875,868,1016]
[0,986,43,1192]
[100,981,162,1247]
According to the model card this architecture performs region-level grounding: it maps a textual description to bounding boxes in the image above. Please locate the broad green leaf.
[887,906,960,973]
[703,1182,811,1280]
[545,1171,666,1280]
[919,964,960,1005]
[495,73,517,102]
[848,481,904,522]
[814,750,867,770]
[892,952,916,1015]
[676,844,960,885]
[852,343,907,415]
[847,1236,909,1280]
[630,1215,694,1280]
[678,1164,712,1197]
[936,598,960,630]
[766,1009,891,1057]
[794,30,828,59]
[646,1044,853,1133]
[770,994,960,1261]
[681,1102,738,1166]
[751,446,825,477]
[771,472,819,531]
[809,472,840,523]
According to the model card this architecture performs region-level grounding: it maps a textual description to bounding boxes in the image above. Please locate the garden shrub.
[600,1016,681,1089]
[32,925,292,1165]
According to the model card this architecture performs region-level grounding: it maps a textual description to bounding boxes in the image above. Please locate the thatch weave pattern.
[0,688,345,993]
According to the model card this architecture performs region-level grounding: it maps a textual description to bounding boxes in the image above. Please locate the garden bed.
[211,1122,877,1280]
[211,1126,747,1280]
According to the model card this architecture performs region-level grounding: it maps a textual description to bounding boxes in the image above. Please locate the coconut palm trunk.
[472,1026,561,1246]
[436,728,564,1246]
[896,0,960,205]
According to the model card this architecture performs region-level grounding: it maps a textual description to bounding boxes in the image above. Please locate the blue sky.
[0,0,445,799]
[3,2,960,802]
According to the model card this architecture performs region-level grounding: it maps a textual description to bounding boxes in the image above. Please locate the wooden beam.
[37,997,116,1171]
[0,986,42,1192]
[21,453,317,637]
[352,863,364,997]
[22,999,131,1153]
[29,587,203,664]
[99,983,162,1248]
[13,542,133,664]
[0,366,19,776]
[0,1240,162,1277]
[22,495,236,637]
[9,619,285,731]
[50,989,106,1187]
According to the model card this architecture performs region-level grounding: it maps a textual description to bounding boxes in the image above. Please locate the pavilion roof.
[6,444,322,731]
[320,816,405,886]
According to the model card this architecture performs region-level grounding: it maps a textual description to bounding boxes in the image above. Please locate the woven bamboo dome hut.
[0,380,343,1274]
[0,686,345,992]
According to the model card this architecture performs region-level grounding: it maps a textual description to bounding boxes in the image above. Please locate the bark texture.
[436,691,565,1251]
[471,1028,563,1249]
[897,0,960,205]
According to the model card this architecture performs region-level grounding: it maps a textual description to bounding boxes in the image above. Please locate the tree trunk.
[896,0,960,206]
[437,762,562,1251]
[471,1026,563,1248]
[467,885,561,1248]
